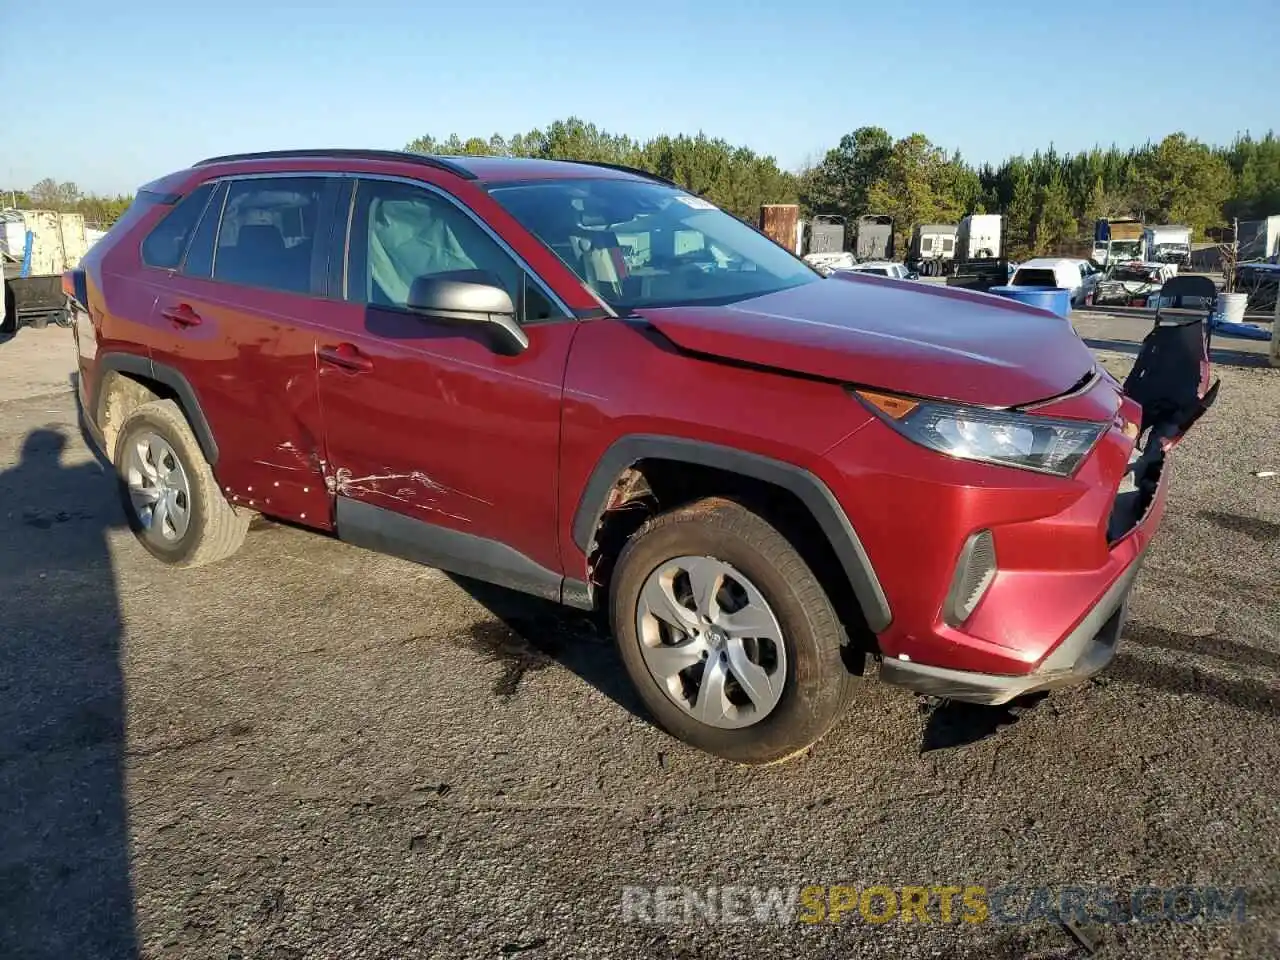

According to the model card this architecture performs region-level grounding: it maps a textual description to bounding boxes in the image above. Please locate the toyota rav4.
[66,150,1210,763]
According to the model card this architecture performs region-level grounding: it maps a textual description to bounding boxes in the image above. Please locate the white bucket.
[1215,292,1248,325]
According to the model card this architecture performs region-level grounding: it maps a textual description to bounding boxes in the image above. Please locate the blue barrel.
[987,285,1072,318]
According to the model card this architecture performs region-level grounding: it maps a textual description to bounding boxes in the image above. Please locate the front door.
[313,176,577,592]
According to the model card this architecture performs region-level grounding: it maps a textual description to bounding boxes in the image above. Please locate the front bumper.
[878,553,1141,704]
[820,383,1171,703]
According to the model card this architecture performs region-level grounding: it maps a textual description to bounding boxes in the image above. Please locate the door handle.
[160,304,202,328]
[318,343,373,373]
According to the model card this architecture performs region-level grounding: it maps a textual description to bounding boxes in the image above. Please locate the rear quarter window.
[1011,268,1058,287]
[141,183,216,269]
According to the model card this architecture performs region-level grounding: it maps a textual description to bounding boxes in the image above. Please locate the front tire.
[114,399,249,567]
[610,497,850,764]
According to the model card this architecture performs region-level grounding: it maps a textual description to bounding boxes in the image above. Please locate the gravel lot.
[1,320,1277,960]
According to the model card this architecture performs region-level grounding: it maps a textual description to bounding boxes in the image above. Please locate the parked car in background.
[1091,261,1170,307]
[66,149,1203,764]
[837,260,918,280]
[1007,257,1101,306]
[802,250,856,274]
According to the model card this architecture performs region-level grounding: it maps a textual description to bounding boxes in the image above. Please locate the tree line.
[407,119,1278,260]
[8,121,1277,262]
[405,118,799,227]
[2,178,133,231]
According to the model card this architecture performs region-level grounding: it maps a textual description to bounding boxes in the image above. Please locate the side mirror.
[405,273,528,355]
[906,271,920,280]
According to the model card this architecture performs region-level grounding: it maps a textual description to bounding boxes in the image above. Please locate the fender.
[94,352,220,465]
[571,434,892,632]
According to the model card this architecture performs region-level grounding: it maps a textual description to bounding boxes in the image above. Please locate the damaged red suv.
[67,150,1210,763]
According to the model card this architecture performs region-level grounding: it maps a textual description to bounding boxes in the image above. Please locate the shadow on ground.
[448,575,647,721]
[0,426,137,959]
[1082,336,1272,370]
[918,693,1050,753]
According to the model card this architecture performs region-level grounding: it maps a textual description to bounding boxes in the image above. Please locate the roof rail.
[572,160,680,188]
[192,148,478,179]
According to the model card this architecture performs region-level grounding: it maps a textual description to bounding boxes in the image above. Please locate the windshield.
[488,178,818,310]
[1110,240,1142,259]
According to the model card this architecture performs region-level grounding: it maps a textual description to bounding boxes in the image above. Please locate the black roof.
[193,148,478,179]
[192,149,677,186]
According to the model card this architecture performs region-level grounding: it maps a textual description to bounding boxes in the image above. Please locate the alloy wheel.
[124,432,191,542]
[635,555,787,729]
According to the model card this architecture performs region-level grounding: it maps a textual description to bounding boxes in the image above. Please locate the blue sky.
[3,0,1276,195]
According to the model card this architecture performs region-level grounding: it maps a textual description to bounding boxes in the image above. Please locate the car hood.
[633,273,1097,408]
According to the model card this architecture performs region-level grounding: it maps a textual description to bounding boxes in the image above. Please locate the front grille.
[945,530,997,627]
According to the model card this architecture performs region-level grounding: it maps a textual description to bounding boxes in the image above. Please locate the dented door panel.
[150,277,333,527]
[313,304,576,574]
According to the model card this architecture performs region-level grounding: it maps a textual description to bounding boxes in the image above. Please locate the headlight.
[855,390,1104,477]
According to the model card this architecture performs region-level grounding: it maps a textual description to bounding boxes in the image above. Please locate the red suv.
[67,150,1204,763]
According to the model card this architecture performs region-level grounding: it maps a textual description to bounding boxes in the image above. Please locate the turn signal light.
[855,390,919,420]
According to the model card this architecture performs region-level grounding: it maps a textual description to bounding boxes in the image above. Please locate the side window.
[140,183,215,269]
[346,179,524,314]
[212,177,328,294]
[523,274,557,323]
[921,237,933,253]
[180,182,228,279]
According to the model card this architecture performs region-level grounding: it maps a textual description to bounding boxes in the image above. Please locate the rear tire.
[610,496,851,764]
[114,399,249,568]
[1,283,15,336]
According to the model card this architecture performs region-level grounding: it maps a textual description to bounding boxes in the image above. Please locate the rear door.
[312,175,578,587]
[145,173,341,526]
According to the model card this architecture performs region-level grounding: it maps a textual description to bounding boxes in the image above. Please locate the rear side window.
[92,189,173,251]
[141,183,216,269]
[1011,268,1058,287]
[212,177,328,294]
[181,182,228,279]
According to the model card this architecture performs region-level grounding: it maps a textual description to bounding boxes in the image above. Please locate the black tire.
[610,496,850,764]
[114,399,249,568]
[1,283,15,336]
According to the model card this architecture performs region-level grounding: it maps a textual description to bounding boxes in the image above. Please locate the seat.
[220,223,309,291]
[1156,274,1217,312]
[1124,273,1219,444]
[578,229,628,300]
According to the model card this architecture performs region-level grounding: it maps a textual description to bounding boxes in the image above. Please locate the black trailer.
[853,215,893,261]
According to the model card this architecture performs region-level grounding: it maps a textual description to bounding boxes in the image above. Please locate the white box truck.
[1142,225,1191,269]
[945,214,1007,292]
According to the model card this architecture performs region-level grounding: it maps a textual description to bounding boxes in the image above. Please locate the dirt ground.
[0,317,1277,960]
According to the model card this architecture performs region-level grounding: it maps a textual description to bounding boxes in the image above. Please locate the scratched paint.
[327,466,483,523]
[254,441,324,474]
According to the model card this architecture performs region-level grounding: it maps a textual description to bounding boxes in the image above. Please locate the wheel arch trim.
[571,434,892,632]
[94,352,220,465]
